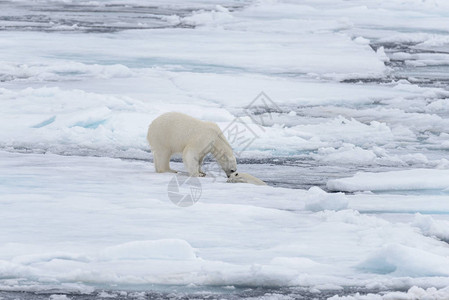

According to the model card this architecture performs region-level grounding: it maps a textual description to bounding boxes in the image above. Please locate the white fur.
[227,172,267,186]
[147,112,237,177]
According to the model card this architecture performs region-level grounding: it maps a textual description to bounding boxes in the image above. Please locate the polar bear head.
[227,171,267,185]
[211,134,237,178]
[215,146,237,177]
[220,154,237,178]
[227,172,245,183]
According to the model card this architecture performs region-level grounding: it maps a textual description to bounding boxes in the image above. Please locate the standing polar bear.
[147,112,237,177]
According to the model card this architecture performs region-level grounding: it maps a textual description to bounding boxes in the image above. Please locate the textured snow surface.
[2,151,449,294]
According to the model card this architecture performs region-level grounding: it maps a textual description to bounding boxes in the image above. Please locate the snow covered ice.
[1,0,449,299]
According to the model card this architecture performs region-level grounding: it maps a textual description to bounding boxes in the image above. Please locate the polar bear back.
[147,112,221,154]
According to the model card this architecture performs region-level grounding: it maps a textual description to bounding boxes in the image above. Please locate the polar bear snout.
[226,169,236,178]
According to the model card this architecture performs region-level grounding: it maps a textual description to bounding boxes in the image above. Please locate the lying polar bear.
[147,112,237,177]
[227,172,267,186]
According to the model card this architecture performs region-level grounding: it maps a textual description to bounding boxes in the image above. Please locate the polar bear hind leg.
[153,149,177,173]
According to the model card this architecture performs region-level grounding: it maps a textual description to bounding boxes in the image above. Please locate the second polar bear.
[147,112,237,177]
[227,172,267,185]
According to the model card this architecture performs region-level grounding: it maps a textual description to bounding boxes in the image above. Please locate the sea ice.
[1,152,449,293]
[327,169,449,193]
[1,0,449,297]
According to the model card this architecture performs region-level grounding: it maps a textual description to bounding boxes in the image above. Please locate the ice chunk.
[315,145,377,165]
[412,213,449,242]
[327,169,449,192]
[304,187,348,212]
[353,37,370,45]
[376,47,390,63]
[357,243,449,276]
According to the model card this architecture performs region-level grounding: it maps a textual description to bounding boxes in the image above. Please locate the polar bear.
[227,172,267,185]
[147,112,237,177]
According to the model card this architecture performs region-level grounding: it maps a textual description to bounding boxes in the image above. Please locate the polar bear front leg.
[183,146,205,177]
[198,154,206,177]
